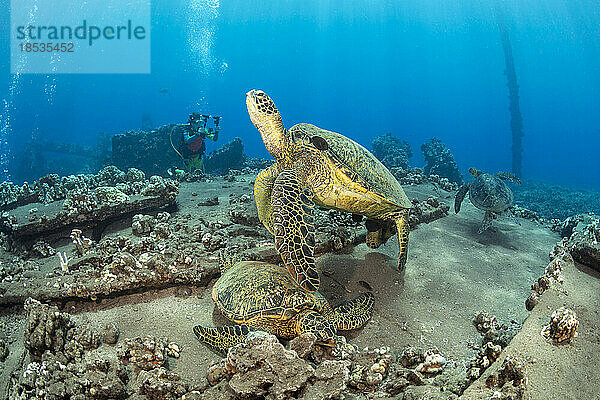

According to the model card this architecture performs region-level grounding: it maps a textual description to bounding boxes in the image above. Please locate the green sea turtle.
[455,167,522,232]
[193,252,374,354]
[247,89,412,292]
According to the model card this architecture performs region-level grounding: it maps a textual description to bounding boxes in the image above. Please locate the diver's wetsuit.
[179,113,219,172]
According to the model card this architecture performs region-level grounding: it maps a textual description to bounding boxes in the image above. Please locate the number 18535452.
[19,42,74,52]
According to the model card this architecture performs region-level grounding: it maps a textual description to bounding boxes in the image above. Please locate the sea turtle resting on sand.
[193,252,374,354]
[246,89,412,292]
[455,167,522,233]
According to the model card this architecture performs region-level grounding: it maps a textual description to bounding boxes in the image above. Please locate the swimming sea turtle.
[193,252,374,354]
[247,89,412,292]
[455,167,522,232]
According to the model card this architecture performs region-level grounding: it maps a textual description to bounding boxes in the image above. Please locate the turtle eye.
[311,136,328,151]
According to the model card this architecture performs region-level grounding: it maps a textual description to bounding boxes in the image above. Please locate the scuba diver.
[170,113,220,173]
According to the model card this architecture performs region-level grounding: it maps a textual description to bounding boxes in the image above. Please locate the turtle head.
[469,167,482,178]
[313,321,337,347]
[297,310,337,347]
[246,89,287,158]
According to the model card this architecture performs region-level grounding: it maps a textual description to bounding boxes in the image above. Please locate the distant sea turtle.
[193,252,374,354]
[455,167,522,232]
[246,89,412,292]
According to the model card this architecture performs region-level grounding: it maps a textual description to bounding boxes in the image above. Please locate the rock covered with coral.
[372,133,413,170]
[525,247,569,311]
[561,215,600,272]
[206,332,454,399]
[466,312,519,383]
[23,297,77,361]
[207,331,315,399]
[483,356,526,400]
[421,138,463,185]
[10,300,197,400]
[204,138,246,174]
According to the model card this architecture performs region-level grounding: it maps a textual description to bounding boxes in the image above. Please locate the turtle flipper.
[272,169,319,292]
[455,184,469,213]
[334,292,374,330]
[496,171,522,185]
[395,212,410,272]
[365,219,382,249]
[218,249,240,274]
[479,211,496,233]
[254,163,280,234]
[295,310,337,346]
[193,324,253,354]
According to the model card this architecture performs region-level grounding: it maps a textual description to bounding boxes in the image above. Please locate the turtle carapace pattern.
[455,167,522,233]
[193,251,374,354]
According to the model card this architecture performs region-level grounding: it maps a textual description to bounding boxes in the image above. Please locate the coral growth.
[206,332,454,399]
[372,133,413,170]
[542,307,579,345]
[10,300,193,400]
[525,249,568,311]
[421,138,463,185]
[466,312,519,382]
[484,356,526,400]
[513,181,600,220]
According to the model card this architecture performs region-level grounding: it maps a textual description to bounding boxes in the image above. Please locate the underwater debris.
[415,349,446,375]
[208,331,315,400]
[542,307,579,345]
[391,167,428,186]
[0,166,179,238]
[205,332,461,399]
[421,138,463,185]
[118,336,169,371]
[390,167,459,192]
[0,337,8,362]
[136,367,189,400]
[70,228,93,256]
[31,240,55,258]
[197,196,219,206]
[408,196,450,229]
[372,132,413,170]
[57,251,71,272]
[550,214,584,238]
[23,298,77,360]
[525,240,576,311]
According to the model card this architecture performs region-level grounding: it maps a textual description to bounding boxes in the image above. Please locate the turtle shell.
[468,173,514,213]
[213,261,322,323]
[288,123,412,209]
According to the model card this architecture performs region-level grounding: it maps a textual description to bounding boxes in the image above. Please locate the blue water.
[1,0,599,188]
